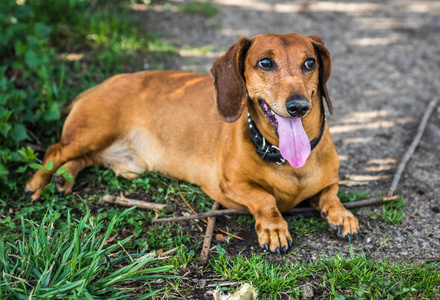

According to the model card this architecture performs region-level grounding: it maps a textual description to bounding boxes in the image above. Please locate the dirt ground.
[134,0,439,279]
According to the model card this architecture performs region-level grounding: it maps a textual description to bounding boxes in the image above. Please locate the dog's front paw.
[322,206,359,242]
[255,216,293,254]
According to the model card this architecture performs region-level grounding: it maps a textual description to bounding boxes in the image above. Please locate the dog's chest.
[267,165,326,211]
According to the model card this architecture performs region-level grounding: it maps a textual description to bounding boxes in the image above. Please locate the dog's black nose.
[286,96,310,118]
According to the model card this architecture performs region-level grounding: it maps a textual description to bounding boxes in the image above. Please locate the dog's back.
[68,71,223,183]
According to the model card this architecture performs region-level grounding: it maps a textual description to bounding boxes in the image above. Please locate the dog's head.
[210,33,332,167]
[211,33,332,122]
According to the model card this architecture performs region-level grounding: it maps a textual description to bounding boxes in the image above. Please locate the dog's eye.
[304,59,316,71]
[257,58,274,70]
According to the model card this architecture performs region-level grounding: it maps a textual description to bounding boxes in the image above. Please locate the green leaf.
[16,165,28,173]
[34,23,52,38]
[11,123,29,142]
[25,50,43,68]
[349,244,354,258]
[0,122,12,137]
[39,279,86,297]
[62,172,74,183]
[215,245,226,256]
[17,146,37,163]
[43,102,60,121]
[0,108,12,137]
[55,166,69,176]
[52,82,58,99]
[29,163,46,172]
[0,163,9,178]
[46,160,53,171]
[15,40,26,57]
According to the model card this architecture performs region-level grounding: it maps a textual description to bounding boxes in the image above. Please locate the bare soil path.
[135,0,440,264]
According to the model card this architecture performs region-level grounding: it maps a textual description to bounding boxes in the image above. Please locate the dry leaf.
[215,234,225,241]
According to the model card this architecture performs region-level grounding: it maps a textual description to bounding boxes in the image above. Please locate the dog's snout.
[286,96,310,118]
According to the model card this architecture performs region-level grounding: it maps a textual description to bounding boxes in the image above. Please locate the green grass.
[235,215,254,226]
[210,246,440,299]
[338,187,371,203]
[367,196,405,224]
[178,1,220,18]
[288,216,327,237]
[339,188,405,224]
[211,253,313,298]
[0,208,174,299]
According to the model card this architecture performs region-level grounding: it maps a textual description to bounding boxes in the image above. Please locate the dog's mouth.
[258,99,279,129]
[257,99,311,168]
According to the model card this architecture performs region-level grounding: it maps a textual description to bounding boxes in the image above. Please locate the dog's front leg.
[310,184,359,241]
[222,182,292,254]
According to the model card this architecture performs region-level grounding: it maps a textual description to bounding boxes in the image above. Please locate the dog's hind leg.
[25,142,70,202]
[25,125,116,202]
[53,154,96,196]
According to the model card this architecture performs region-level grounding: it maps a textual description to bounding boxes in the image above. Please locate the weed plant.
[338,187,371,202]
[0,208,173,299]
[367,196,405,224]
[0,0,174,202]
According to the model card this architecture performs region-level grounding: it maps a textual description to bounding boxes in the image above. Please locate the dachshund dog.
[26,33,359,253]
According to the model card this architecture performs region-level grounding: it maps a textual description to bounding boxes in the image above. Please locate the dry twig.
[20,142,47,153]
[102,195,173,212]
[152,208,247,223]
[177,189,243,240]
[199,202,220,265]
[388,98,439,196]
[152,196,398,223]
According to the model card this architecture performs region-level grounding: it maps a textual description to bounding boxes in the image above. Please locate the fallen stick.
[178,189,242,240]
[152,208,247,223]
[152,195,398,223]
[102,195,173,212]
[342,195,398,208]
[387,98,439,196]
[199,201,220,265]
[104,192,242,240]
[20,142,47,153]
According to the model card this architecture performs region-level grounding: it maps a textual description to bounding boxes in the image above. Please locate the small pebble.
[301,285,314,299]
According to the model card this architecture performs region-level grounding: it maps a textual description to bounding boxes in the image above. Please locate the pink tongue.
[274,115,311,168]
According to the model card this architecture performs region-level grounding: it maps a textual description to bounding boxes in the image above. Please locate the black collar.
[247,112,326,165]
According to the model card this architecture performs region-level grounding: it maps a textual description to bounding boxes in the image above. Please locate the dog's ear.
[210,37,252,122]
[308,35,333,115]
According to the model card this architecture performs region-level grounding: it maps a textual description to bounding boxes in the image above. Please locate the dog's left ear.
[210,37,252,122]
[308,35,333,115]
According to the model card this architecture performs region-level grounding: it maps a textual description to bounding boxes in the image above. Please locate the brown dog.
[26,33,359,253]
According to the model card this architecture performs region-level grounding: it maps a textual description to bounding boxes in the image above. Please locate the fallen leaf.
[215,234,225,241]
[121,228,134,238]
